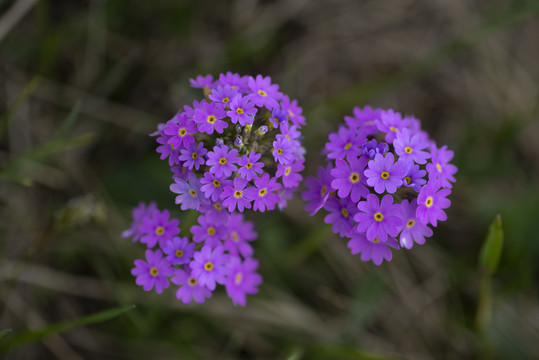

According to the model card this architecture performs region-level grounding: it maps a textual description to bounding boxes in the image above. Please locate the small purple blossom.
[164,113,196,149]
[122,202,157,242]
[163,236,195,265]
[324,197,358,237]
[191,213,226,247]
[189,74,214,88]
[276,160,304,188]
[238,152,264,181]
[131,249,174,294]
[171,269,212,304]
[398,199,433,249]
[193,100,228,135]
[221,177,252,212]
[417,179,451,227]
[364,153,407,194]
[200,172,227,202]
[225,257,262,306]
[347,233,399,266]
[208,84,239,105]
[330,156,369,203]
[244,173,281,212]
[362,139,388,159]
[178,141,207,170]
[247,75,283,110]
[326,126,365,160]
[223,214,257,257]
[206,145,239,178]
[227,94,257,126]
[354,194,403,242]
[190,245,228,291]
[393,128,430,164]
[170,173,205,210]
[301,165,333,215]
[402,164,427,192]
[272,136,295,165]
[139,208,180,248]
[426,145,457,189]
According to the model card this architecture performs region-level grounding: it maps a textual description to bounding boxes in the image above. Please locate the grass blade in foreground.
[0,304,135,351]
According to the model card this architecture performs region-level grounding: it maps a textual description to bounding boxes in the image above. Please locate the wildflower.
[221,177,252,212]
[330,156,369,202]
[190,213,226,247]
[131,249,174,294]
[354,194,403,242]
[347,233,399,266]
[227,94,257,126]
[206,145,239,178]
[225,258,262,306]
[244,173,281,212]
[163,236,195,265]
[223,214,257,257]
[417,179,451,227]
[247,75,283,110]
[178,141,207,170]
[170,173,205,211]
[364,152,407,194]
[171,269,212,304]
[190,245,228,291]
[398,199,432,249]
[139,208,180,248]
[238,152,264,181]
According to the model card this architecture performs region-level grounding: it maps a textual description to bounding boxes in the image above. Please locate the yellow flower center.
[320,185,327,196]
[258,90,267,97]
[235,272,243,285]
[170,144,174,149]
[213,179,220,187]
[277,148,283,155]
[222,97,229,103]
[372,238,380,243]
[381,171,390,179]
[204,262,214,271]
[214,203,222,210]
[259,188,267,197]
[341,208,349,218]
[179,128,187,136]
[207,115,216,123]
[405,146,413,154]
[191,152,198,159]
[246,162,253,169]
[404,176,411,184]
[374,212,384,221]
[234,190,243,198]
[155,226,165,235]
[284,167,291,176]
[344,142,352,150]
[150,267,159,277]
[189,189,197,197]
[425,196,433,208]
[188,277,198,286]
[389,126,398,132]
[207,226,216,236]
[436,163,442,173]
[175,249,184,258]
[407,219,415,228]
[232,231,239,242]
[219,157,227,165]
[349,172,360,183]
[236,108,244,114]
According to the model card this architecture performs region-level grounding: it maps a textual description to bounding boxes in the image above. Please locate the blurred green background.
[1,0,538,359]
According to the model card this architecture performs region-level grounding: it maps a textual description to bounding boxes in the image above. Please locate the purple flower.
[398,199,433,249]
[170,173,205,210]
[208,84,239,106]
[354,194,403,242]
[375,109,411,143]
[247,75,283,110]
[324,197,358,237]
[190,245,228,290]
[330,156,369,202]
[190,213,226,247]
[347,233,399,266]
[244,173,281,212]
[272,136,295,165]
[223,214,257,257]
[122,202,157,242]
[225,257,262,306]
[156,134,179,166]
[206,145,239,178]
[139,209,180,248]
[221,177,252,212]
[276,159,304,188]
[163,113,196,149]
[178,141,207,170]
[281,95,305,127]
[326,126,365,160]
[393,128,430,164]
[238,152,264,181]
[301,165,333,215]
[402,164,427,192]
[227,94,257,126]
[199,201,231,226]
[171,269,212,304]
[200,172,227,202]
[426,145,457,189]
[163,236,195,265]
[131,249,174,294]
[364,153,407,194]
[193,100,228,135]
[362,139,388,159]
[344,106,381,136]
[218,72,249,90]
[189,74,214,88]
[417,179,451,227]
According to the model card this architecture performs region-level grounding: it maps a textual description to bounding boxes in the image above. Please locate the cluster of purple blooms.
[123,202,262,306]
[124,73,306,305]
[156,73,305,214]
[302,107,457,265]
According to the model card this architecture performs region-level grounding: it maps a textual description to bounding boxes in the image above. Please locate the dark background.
[1,0,538,359]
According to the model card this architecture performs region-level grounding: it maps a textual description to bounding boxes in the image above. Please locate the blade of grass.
[0,304,135,351]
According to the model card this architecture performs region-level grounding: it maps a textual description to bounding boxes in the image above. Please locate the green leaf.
[0,305,135,351]
[479,214,504,274]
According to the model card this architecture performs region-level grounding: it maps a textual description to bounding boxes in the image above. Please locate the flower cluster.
[124,202,262,306]
[124,73,306,305]
[156,73,305,214]
[302,107,456,265]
